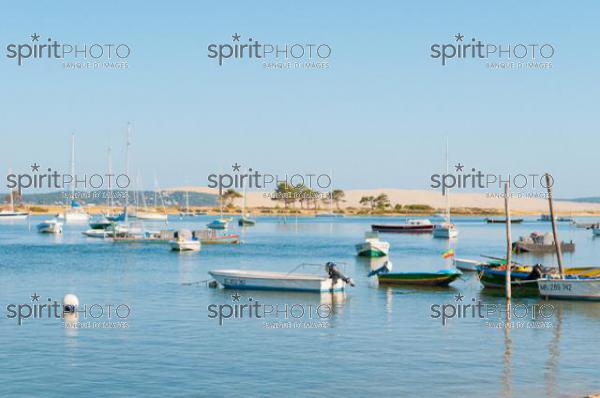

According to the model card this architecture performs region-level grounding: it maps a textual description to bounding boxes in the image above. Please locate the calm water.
[1,216,600,397]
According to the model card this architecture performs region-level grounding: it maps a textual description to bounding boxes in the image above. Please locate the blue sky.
[0,1,598,197]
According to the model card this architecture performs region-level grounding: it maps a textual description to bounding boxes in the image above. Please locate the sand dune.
[165,186,600,213]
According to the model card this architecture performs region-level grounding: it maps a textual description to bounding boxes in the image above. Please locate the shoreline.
[6,204,600,217]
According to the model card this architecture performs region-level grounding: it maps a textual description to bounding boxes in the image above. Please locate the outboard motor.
[367,261,393,277]
[326,262,355,287]
[525,264,545,280]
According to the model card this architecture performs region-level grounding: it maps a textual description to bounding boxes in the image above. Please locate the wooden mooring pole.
[504,183,512,300]
[545,173,565,278]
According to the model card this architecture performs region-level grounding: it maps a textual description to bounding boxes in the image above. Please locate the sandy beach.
[166,186,600,214]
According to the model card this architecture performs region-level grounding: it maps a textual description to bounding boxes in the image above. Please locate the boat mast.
[504,183,512,301]
[444,138,450,223]
[139,173,147,210]
[107,146,113,212]
[546,173,564,278]
[71,133,75,206]
[241,184,246,217]
[186,189,191,213]
[9,185,14,212]
[330,170,333,214]
[124,123,131,224]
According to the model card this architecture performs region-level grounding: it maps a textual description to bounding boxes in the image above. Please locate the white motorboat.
[37,219,63,234]
[592,227,600,237]
[355,232,390,257]
[433,222,459,239]
[538,277,600,300]
[209,262,354,293]
[169,229,201,252]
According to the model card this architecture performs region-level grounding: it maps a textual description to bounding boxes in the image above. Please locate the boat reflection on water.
[206,287,348,328]
[545,303,561,398]
[355,256,388,271]
[501,301,512,398]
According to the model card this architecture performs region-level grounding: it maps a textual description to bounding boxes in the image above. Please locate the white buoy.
[63,293,79,313]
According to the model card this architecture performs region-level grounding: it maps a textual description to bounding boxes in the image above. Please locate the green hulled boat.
[368,261,462,286]
[479,265,600,294]
[238,216,256,226]
[478,267,540,293]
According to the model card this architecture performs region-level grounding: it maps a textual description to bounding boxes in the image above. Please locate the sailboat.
[0,186,28,220]
[62,134,89,223]
[433,140,458,239]
[238,186,255,226]
[316,177,344,217]
[130,175,167,221]
[87,147,116,232]
[179,189,195,217]
[207,192,229,229]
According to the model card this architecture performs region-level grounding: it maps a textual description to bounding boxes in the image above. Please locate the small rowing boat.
[453,257,505,272]
[368,261,462,286]
[371,219,433,233]
[453,258,484,272]
[209,262,354,292]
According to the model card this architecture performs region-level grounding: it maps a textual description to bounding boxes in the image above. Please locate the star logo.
[454,163,464,172]
[232,33,241,42]
[454,33,464,42]
[31,33,40,42]
[231,292,241,302]
[31,163,40,172]
[31,292,40,302]
[454,293,464,302]
[232,163,241,172]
